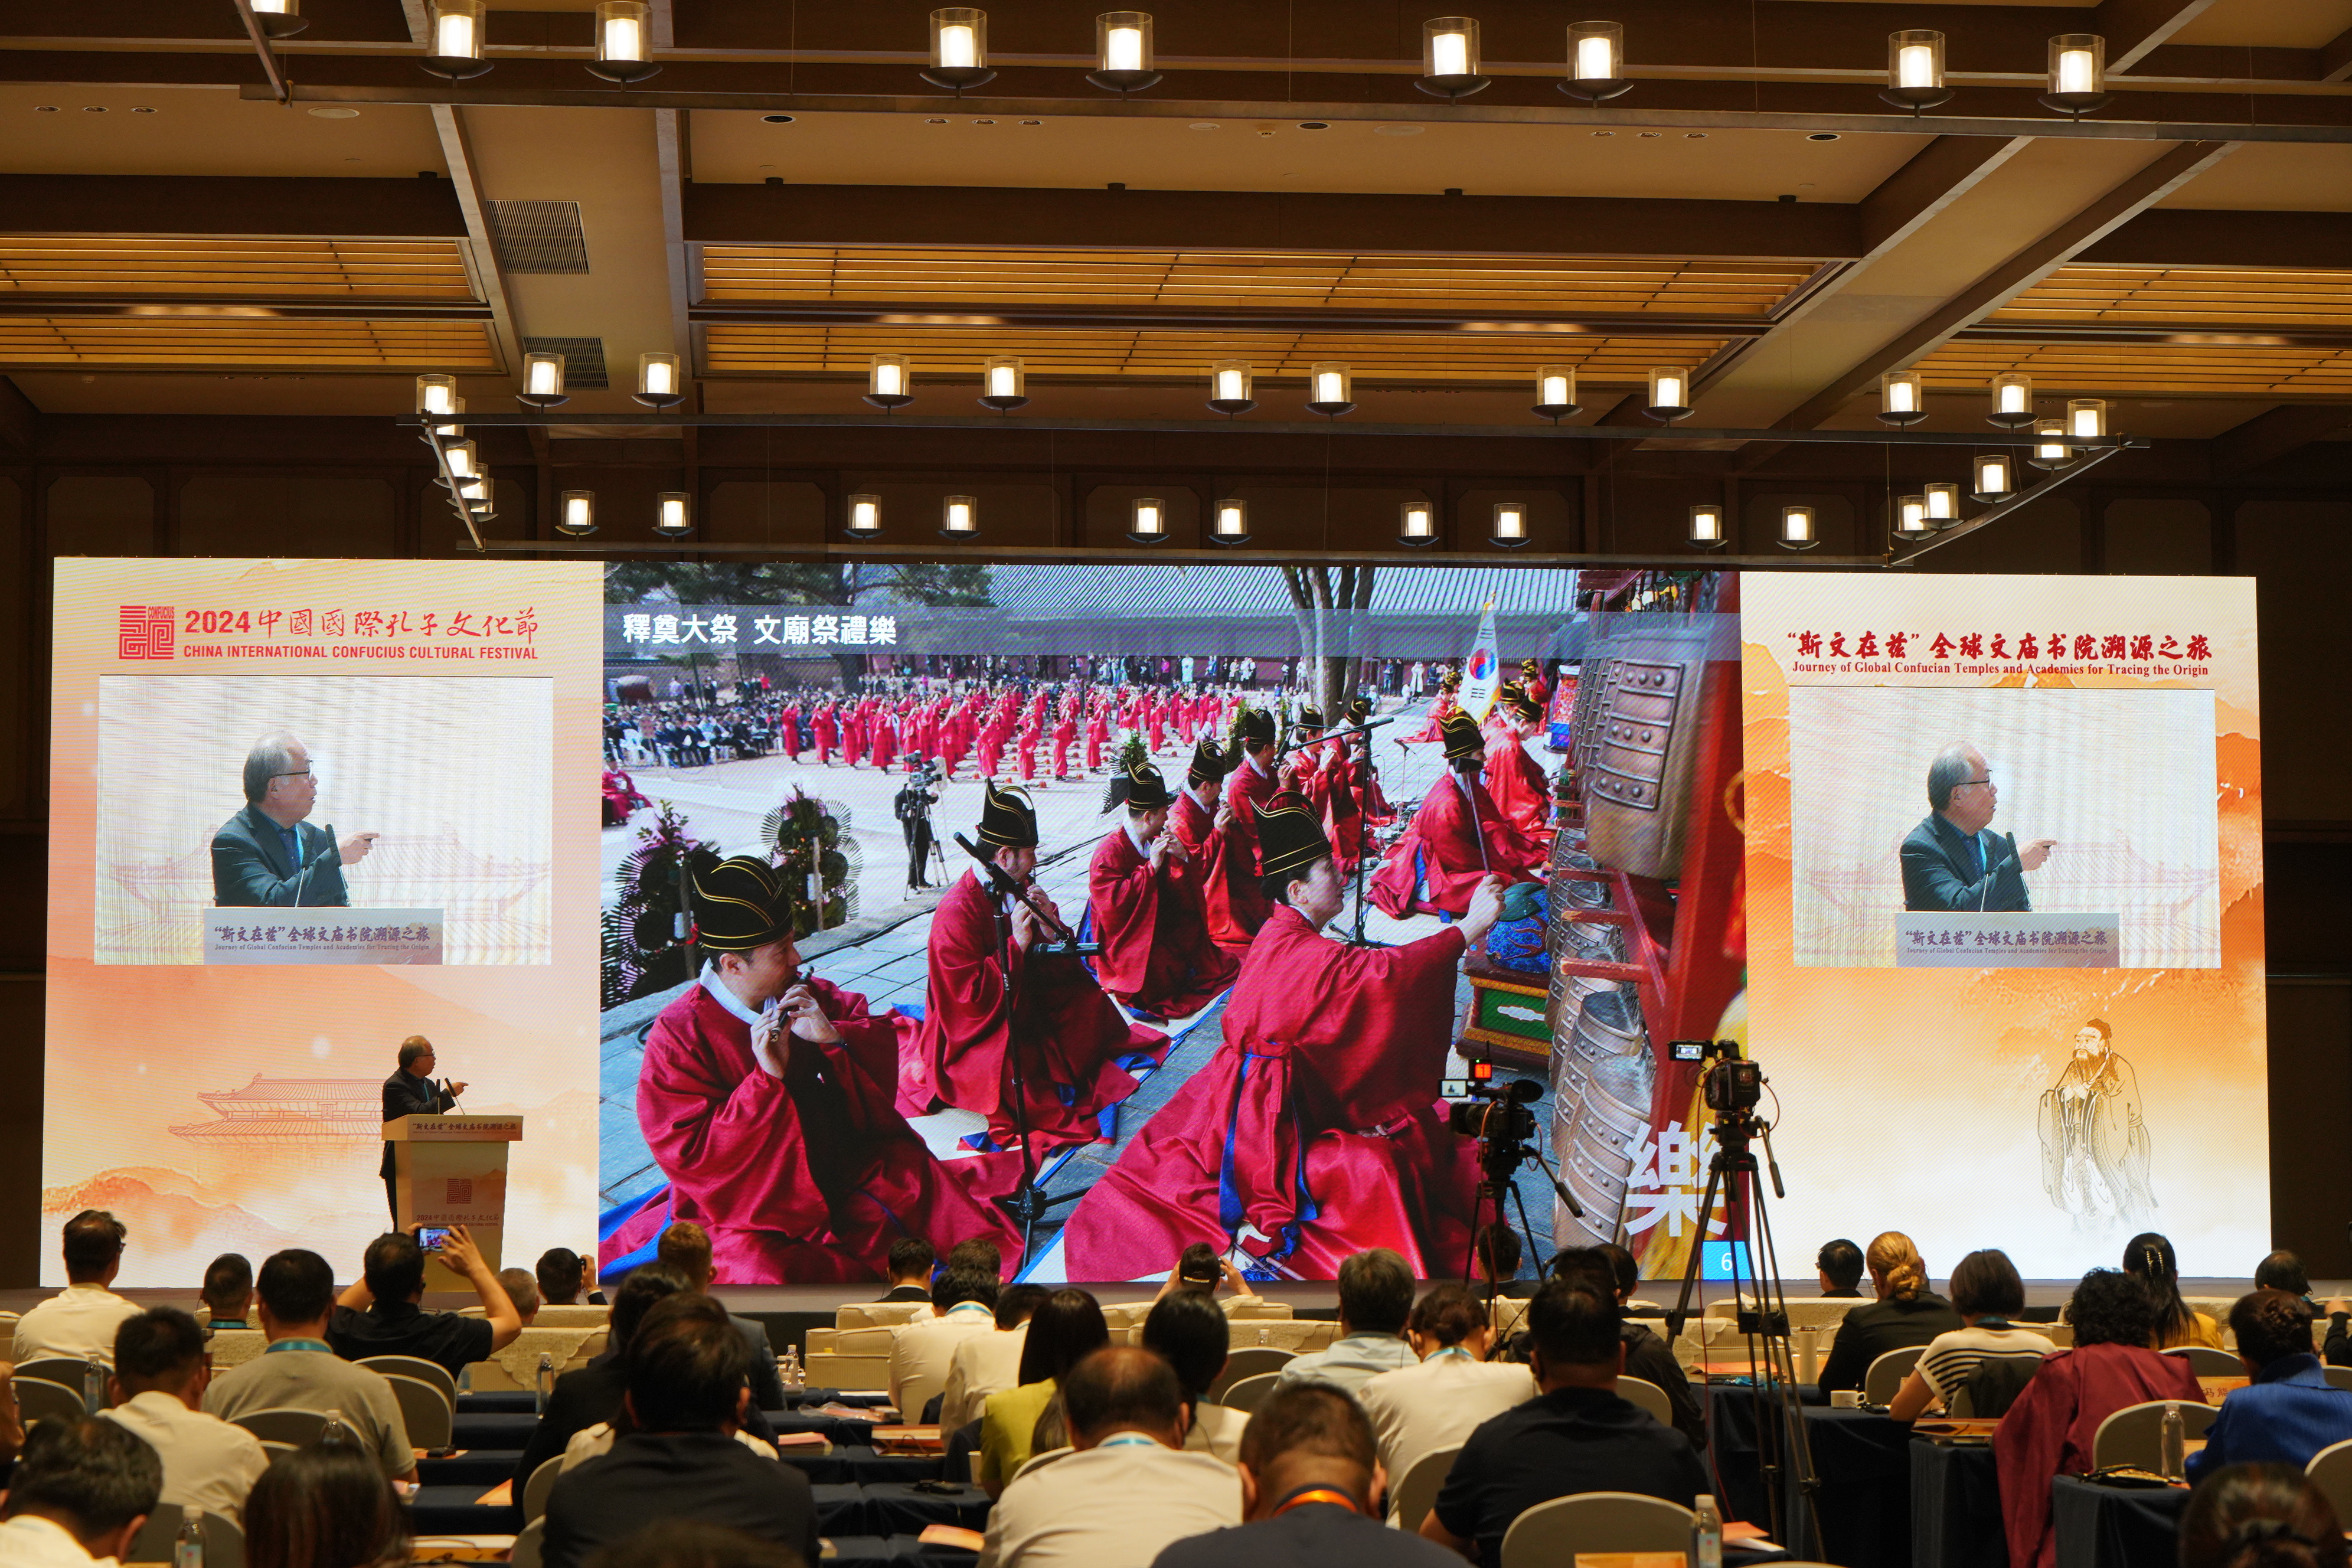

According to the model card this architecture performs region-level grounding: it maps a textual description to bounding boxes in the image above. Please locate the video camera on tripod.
[1439,1067,1584,1222]
[1670,1037,1763,1116]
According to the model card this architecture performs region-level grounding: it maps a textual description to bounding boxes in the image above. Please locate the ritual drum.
[1551,986,1653,1250]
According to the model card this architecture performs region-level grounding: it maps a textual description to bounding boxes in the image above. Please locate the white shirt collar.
[1123,819,1151,860]
[1247,752,1270,779]
[697,961,766,1028]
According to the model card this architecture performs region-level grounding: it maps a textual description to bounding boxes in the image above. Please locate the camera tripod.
[1661,1097,1822,1560]
[1452,1084,1584,1299]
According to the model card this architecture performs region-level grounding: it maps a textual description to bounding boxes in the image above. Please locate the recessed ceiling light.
[761,113,795,124]
[83,106,108,113]
[131,106,155,114]
[34,106,58,113]
[1189,122,1220,130]
[1374,124,1424,136]
[1018,119,1043,125]
[1638,130,1661,138]
[925,117,948,125]
[1807,132,1841,141]
[972,117,995,125]
[1592,130,1613,138]
[1685,132,1706,139]
[1297,120,1329,130]
[307,106,360,119]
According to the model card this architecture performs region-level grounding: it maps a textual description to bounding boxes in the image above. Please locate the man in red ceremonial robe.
[1062,792,1504,1279]
[811,701,837,766]
[610,856,1020,1283]
[1015,717,1038,783]
[941,704,969,780]
[908,782,1166,1150]
[1483,682,1554,844]
[869,706,898,773]
[777,699,801,762]
[1373,710,1547,918]
[978,710,1007,778]
[1199,707,1279,946]
[1051,704,1077,780]
[1083,701,1108,774]
[1146,691,1168,754]
[1520,657,1550,710]
[1086,754,1239,1021]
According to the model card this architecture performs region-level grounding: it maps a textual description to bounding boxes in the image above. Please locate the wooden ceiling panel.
[0,238,478,300]
[0,318,498,370]
[1991,263,2352,329]
[1915,339,2352,396]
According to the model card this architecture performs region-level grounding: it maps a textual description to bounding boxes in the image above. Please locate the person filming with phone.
[326,1226,521,1381]
[380,1036,465,1225]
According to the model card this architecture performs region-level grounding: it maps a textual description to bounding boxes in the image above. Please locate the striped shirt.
[1917,1323,2058,1404]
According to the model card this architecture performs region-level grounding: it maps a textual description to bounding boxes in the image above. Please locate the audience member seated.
[1154,1380,1462,1568]
[658,1223,786,1410]
[944,1283,1050,1435]
[0,1416,162,1568]
[326,1226,521,1380]
[243,1436,410,1568]
[1475,1227,1537,1302]
[1142,1289,1250,1464]
[980,1347,1240,1568]
[537,1247,607,1308]
[1276,1250,1416,1396]
[946,1237,1007,1283]
[1887,1248,2056,1422]
[2179,1462,2349,1568]
[1994,1267,2204,1568]
[979,1289,1110,1497]
[1547,1245,1706,1449]
[1817,1239,1866,1299]
[500,1268,543,1328]
[1818,1231,1962,1396]
[202,1249,417,1486]
[1358,1283,1533,1487]
[878,1236,938,1303]
[543,1295,819,1568]
[1154,1243,1269,1315]
[2128,1231,2224,1350]
[197,1253,254,1335]
[891,1268,1001,1420]
[591,1521,808,1568]
[101,1308,269,1525]
[2257,1252,2315,1308]
[514,1264,688,1488]
[1420,1281,1707,1563]
[2189,1291,2352,1480]
[14,1211,143,1365]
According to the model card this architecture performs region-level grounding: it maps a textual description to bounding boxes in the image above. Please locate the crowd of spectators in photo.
[4,1208,2349,1568]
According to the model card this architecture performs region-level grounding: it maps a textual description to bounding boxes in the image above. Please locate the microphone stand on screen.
[292,822,334,907]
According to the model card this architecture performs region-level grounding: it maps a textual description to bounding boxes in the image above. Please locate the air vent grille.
[486,201,589,274]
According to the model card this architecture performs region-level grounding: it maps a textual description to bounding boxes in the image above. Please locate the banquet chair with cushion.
[383,1373,454,1450]
[1947,1354,2048,1419]
[512,1518,545,1568]
[14,1378,85,1425]
[2324,1365,2352,1393]
[1500,1492,1695,1568]
[17,1359,109,1407]
[128,1509,244,1568]
[2163,1345,2245,1378]
[1390,1443,1462,1531]
[228,1407,331,1447]
[1217,1371,1283,1415]
[522,1456,564,1524]
[1617,1376,1674,1427]
[1863,1347,1926,1405]
[2307,1439,2352,1524]
[2090,1399,2217,1471]
[359,1355,458,1406]
[1205,1346,1293,1401]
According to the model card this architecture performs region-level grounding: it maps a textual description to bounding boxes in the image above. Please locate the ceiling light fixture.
[1779,504,1819,551]
[1128,496,1169,543]
[1987,372,2035,429]
[247,0,308,41]
[979,355,1028,412]
[1090,12,1161,94]
[1971,452,2016,502]
[2029,417,2073,470]
[429,397,465,439]
[415,373,458,416]
[1561,21,1631,102]
[1489,501,1530,548]
[654,491,694,537]
[1894,495,1932,540]
[517,351,568,409]
[1881,30,1951,112]
[1399,500,1438,547]
[1645,365,1693,424]
[2042,34,2110,116]
[1924,482,1961,527]
[634,351,684,410]
[925,8,995,93]
[1211,498,1250,544]
[866,354,914,410]
[1878,370,1927,427]
[557,489,597,537]
[1208,360,1255,416]
[422,0,492,80]
[1305,362,1355,417]
[2067,397,2110,448]
[1687,504,1727,550]
[940,494,980,538]
[1533,364,1581,422]
[846,494,883,537]
[443,439,479,479]
[589,1,660,83]
[1418,17,1489,100]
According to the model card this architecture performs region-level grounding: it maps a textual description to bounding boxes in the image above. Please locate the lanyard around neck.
[1273,1487,1361,1517]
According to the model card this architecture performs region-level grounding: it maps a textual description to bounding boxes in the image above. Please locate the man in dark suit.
[542,1295,818,1568]
[1899,741,2054,912]
[381,1037,462,1225]
[211,730,376,907]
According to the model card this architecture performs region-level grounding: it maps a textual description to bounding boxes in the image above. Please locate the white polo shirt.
[12,1284,144,1365]
[940,1323,1027,1433]
[102,1390,271,1525]
[890,1302,997,1420]
[0,1515,109,1568]
[980,1436,1240,1568]
[1357,1348,1538,1486]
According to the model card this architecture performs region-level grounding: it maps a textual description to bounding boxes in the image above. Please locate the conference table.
[1706,1384,1914,1568]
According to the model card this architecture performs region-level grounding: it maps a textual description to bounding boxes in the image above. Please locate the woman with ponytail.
[1817,1230,1962,1396]
[2128,1231,2226,1349]
[2180,1463,2348,1568]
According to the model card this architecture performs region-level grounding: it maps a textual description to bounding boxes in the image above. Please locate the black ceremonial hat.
[1109,756,1176,812]
[1187,735,1239,786]
[978,779,1040,849]
[1296,704,1325,730]
[1440,708,1487,762]
[1254,789,1332,881]
[1522,657,1542,675]
[691,855,789,953]
[1345,693,1373,724]
[1439,668,1463,691]
[1235,706,1278,747]
[1499,680,1544,723]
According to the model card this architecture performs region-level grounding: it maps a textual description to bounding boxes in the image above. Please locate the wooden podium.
[384,1114,524,1291]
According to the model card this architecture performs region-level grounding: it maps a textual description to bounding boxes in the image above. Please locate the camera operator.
[895,757,943,893]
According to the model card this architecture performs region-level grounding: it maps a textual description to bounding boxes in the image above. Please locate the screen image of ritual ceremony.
[594,562,1751,1286]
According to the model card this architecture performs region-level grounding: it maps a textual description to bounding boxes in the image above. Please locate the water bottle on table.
[174,1505,204,1568]
[1691,1492,1723,1568]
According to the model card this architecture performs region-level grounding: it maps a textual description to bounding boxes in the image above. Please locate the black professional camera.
[1670,1038,1763,1115]
[1445,1077,1541,1142]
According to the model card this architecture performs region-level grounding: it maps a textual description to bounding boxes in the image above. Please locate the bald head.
[1061,1346,1187,1450]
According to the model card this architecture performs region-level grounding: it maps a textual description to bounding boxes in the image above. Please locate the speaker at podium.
[384,1114,524,1289]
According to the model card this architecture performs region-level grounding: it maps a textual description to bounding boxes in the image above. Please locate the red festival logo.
[117,606,175,660]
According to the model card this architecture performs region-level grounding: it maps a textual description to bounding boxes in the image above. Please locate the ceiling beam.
[1767,140,2237,433]
[2325,25,2352,83]
[0,174,468,238]
[427,106,521,379]
[2098,0,2226,73]
[0,376,34,456]
[2085,207,2352,268]
[655,109,694,388]
[686,183,1860,262]
[684,302,1775,337]
[2209,403,2352,478]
